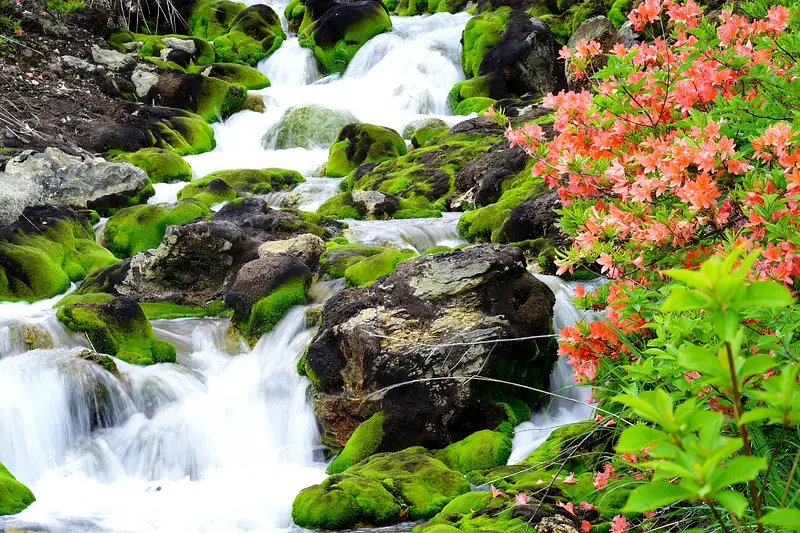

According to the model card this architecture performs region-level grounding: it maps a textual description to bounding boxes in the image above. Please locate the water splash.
[344,212,466,253]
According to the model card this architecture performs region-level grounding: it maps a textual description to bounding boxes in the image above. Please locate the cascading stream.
[0,9,595,531]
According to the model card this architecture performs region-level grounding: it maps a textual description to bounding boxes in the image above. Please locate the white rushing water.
[0,7,596,531]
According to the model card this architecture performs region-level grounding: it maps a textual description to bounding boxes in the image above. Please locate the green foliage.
[344,249,417,287]
[460,9,510,78]
[243,277,309,339]
[103,200,210,258]
[0,462,35,516]
[327,411,386,474]
[47,0,85,13]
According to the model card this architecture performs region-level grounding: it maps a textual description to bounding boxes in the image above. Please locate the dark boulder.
[304,244,557,450]
[449,141,529,210]
[502,189,563,244]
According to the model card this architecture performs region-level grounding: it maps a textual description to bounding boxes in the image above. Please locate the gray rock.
[1,148,152,222]
[262,105,359,149]
[223,254,312,320]
[305,244,557,449]
[161,37,197,54]
[258,233,327,270]
[449,141,528,210]
[60,55,101,73]
[350,190,400,219]
[91,44,137,71]
[132,67,159,98]
[618,21,640,47]
[566,16,620,91]
[6,321,54,353]
[501,189,563,244]
[402,118,448,139]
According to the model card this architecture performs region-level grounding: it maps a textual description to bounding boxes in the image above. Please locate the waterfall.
[344,212,466,252]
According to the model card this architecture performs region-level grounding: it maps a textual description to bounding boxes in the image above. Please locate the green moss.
[140,300,231,319]
[327,411,386,474]
[56,297,177,365]
[411,126,449,148]
[244,277,309,339]
[434,430,512,474]
[448,75,493,111]
[188,62,271,90]
[607,0,631,26]
[188,0,246,40]
[109,31,216,68]
[103,200,210,258]
[320,242,395,279]
[392,207,442,219]
[316,192,363,219]
[347,450,471,519]
[178,168,305,207]
[396,0,427,16]
[0,210,118,302]
[454,97,496,116]
[299,4,392,73]
[461,9,510,78]
[458,172,541,243]
[423,245,452,254]
[344,249,417,287]
[108,148,192,184]
[498,396,532,426]
[285,0,306,29]
[0,462,35,516]
[326,124,407,178]
[291,484,362,530]
[148,109,217,156]
[523,421,595,470]
[326,474,402,523]
[433,0,468,13]
[265,105,359,149]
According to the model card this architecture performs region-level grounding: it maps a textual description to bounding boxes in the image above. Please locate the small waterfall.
[344,212,466,252]
[508,275,606,463]
[259,38,320,86]
[261,177,344,211]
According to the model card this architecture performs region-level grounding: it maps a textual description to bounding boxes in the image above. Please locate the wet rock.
[565,16,620,91]
[403,118,448,139]
[76,348,121,379]
[7,322,54,352]
[325,123,407,178]
[449,141,528,210]
[502,190,563,244]
[1,148,153,221]
[263,105,359,149]
[0,462,36,516]
[305,244,557,449]
[258,234,327,270]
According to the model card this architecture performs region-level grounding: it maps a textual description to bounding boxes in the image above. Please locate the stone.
[403,118,448,139]
[60,55,101,73]
[263,105,360,149]
[258,233,327,270]
[449,141,528,210]
[132,67,159,99]
[91,44,137,71]
[565,16,620,91]
[2,148,153,218]
[501,190,563,244]
[305,244,557,450]
[161,37,197,54]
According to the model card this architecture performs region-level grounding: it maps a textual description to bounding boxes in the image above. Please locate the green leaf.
[710,456,767,492]
[622,481,697,513]
[738,356,775,380]
[736,281,794,309]
[760,509,800,528]
[715,490,748,518]
[738,407,780,425]
[662,269,709,290]
[617,424,668,452]
[662,287,712,312]
[614,392,665,424]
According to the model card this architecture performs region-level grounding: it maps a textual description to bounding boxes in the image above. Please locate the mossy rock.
[192,62,271,90]
[0,206,118,302]
[349,131,500,208]
[347,450,471,519]
[326,123,407,178]
[457,166,541,243]
[243,277,309,339]
[402,118,448,139]
[411,126,449,148]
[461,8,511,78]
[160,71,249,123]
[327,411,386,474]
[263,105,359,149]
[188,0,247,40]
[299,0,392,73]
[344,249,417,287]
[108,31,215,67]
[108,148,192,184]
[292,484,363,530]
[56,296,177,365]
[0,462,35,516]
[319,242,396,279]
[214,5,286,66]
[285,0,306,31]
[140,300,231,319]
[433,430,512,474]
[103,199,211,258]
[316,191,364,220]
[177,168,305,207]
[396,0,428,16]
[448,75,494,111]
[522,421,595,470]
[454,97,496,116]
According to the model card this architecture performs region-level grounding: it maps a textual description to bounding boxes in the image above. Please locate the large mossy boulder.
[0,462,35,516]
[188,0,247,40]
[317,190,401,220]
[194,62,271,90]
[108,30,216,68]
[285,0,306,32]
[263,105,359,149]
[402,118,448,139]
[343,131,500,211]
[298,0,392,74]
[2,148,154,221]
[142,70,249,123]
[108,148,193,184]
[177,168,305,207]
[103,199,211,258]
[448,140,530,210]
[325,123,407,178]
[305,244,557,450]
[57,296,177,365]
[0,206,117,302]
[293,450,470,529]
[86,107,216,156]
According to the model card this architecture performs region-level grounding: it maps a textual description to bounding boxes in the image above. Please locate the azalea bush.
[495,0,800,530]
